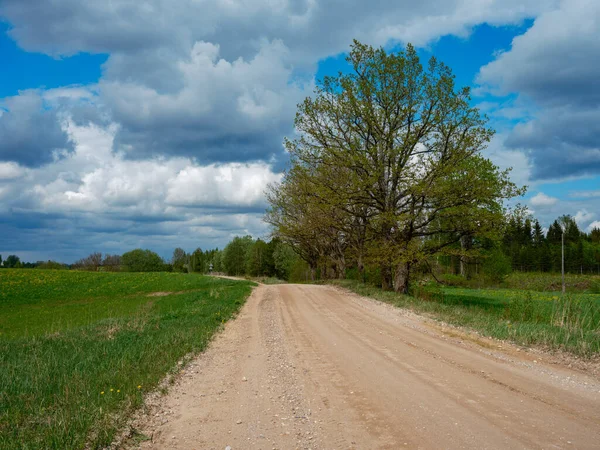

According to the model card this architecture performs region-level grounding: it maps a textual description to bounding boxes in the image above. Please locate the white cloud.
[588,221,600,231]
[574,209,595,226]
[27,121,281,214]
[484,134,533,188]
[166,163,281,207]
[0,162,26,180]
[1,0,556,62]
[100,39,310,163]
[0,120,279,260]
[476,0,600,180]
[530,192,558,207]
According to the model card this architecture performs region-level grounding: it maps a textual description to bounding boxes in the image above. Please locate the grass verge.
[329,279,600,358]
[0,270,254,449]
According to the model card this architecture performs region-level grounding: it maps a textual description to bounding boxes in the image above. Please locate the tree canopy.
[266,41,523,292]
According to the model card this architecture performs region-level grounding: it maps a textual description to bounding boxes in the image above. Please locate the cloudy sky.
[1,0,599,262]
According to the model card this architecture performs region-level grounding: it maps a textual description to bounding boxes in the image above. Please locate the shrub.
[121,249,167,272]
[483,249,512,284]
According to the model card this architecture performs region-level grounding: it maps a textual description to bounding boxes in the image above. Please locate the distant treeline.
[0,238,310,282]
[499,214,600,274]
[2,214,598,285]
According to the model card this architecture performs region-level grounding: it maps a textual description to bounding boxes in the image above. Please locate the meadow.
[332,278,600,357]
[0,270,254,449]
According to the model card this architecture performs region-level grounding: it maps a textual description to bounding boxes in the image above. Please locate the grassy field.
[0,270,254,449]
[440,271,600,293]
[331,279,600,358]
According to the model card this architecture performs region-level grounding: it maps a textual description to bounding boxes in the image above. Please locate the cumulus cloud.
[0,90,74,166]
[0,121,279,261]
[0,0,556,166]
[573,209,595,227]
[588,221,600,231]
[0,0,559,169]
[103,40,308,163]
[1,0,554,60]
[477,0,600,180]
[0,162,26,180]
[530,192,558,208]
[0,0,586,260]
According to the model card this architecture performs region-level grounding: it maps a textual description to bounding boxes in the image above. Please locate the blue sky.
[0,24,107,98]
[0,0,599,262]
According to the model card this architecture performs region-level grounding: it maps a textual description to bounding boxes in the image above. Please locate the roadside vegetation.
[0,269,254,449]
[331,279,600,357]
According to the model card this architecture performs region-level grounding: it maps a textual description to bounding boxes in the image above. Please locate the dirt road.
[132,284,600,449]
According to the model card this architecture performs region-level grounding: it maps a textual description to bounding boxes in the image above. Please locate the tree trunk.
[336,255,346,279]
[357,253,365,283]
[460,235,472,280]
[381,263,393,290]
[393,262,411,294]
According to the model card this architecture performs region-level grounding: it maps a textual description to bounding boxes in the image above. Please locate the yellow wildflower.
[101,391,104,395]
[137,385,142,389]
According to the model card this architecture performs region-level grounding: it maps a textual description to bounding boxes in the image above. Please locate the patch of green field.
[440,271,600,293]
[0,270,254,449]
[504,272,600,293]
[330,280,600,357]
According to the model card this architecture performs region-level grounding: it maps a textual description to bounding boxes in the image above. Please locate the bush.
[483,249,512,284]
[121,249,167,272]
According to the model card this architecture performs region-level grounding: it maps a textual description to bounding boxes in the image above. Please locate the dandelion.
[101,391,105,395]
[110,388,114,392]
[117,390,120,393]
[137,385,142,389]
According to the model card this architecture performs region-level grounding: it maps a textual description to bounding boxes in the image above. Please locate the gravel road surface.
[132,284,600,449]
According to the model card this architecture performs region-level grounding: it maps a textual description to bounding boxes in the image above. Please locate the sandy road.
[133,284,600,449]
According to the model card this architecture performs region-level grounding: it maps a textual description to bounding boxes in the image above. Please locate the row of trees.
[265,41,522,293]
[170,237,308,281]
[0,255,69,269]
[0,237,306,282]
[501,214,600,274]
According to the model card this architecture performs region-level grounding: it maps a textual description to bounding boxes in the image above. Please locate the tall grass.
[439,271,600,293]
[0,270,254,449]
[331,279,600,357]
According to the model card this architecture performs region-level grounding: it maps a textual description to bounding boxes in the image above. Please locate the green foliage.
[0,270,254,449]
[266,40,522,293]
[171,247,188,272]
[482,248,512,283]
[121,249,167,272]
[3,254,21,268]
[272,242,299,280]
[223,236,254,276]
[499,212,600,274]
[245,239,271,276]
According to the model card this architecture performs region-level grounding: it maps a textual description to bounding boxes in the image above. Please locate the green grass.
[245,276,288,285]
[504,272,600,293]
[440,271,600,293]
[0,269,255,449]
[330,279,600,358]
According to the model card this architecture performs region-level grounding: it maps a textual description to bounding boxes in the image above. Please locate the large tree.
[223,236,254,276]
[267,41,522,293]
